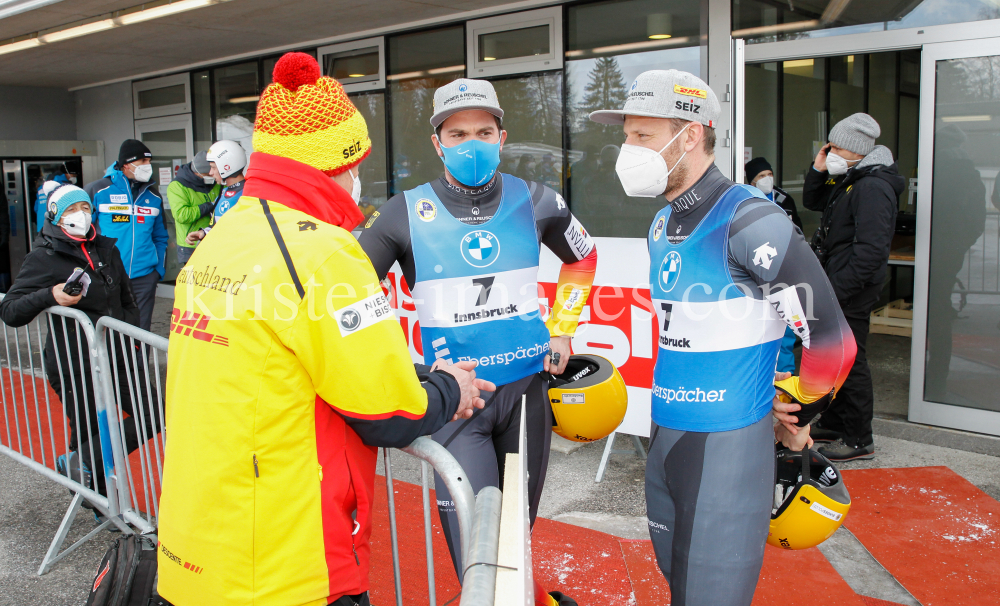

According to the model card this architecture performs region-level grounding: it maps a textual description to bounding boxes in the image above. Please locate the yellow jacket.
[158,155,460,606]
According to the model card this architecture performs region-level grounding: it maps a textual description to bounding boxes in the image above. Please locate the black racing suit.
[646,165,855,606]
[358,175,595,581]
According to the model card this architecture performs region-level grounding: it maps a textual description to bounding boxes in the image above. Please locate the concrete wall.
[74,81,134,168]
[0,85,76,140]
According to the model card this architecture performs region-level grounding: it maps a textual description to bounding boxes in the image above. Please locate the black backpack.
[85,533,170,606]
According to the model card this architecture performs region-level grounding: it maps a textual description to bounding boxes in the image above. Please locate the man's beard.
[662,151,690,199]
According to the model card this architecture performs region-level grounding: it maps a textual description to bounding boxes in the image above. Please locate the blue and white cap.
[590,70,721,127]
[430,79,504,128]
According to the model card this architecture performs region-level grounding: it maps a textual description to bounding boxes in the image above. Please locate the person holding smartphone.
[0,184,158,521]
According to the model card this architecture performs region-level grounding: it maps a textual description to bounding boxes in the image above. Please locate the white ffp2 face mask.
[61,210,91,237]
[351,170,362,204]
[131,163,153,183]
[826,152,858,176]
[615,123,691,198]
[755,175,774,194]
[203,176,216,185]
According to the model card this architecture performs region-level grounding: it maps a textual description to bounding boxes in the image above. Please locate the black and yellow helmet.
[547,354,627,443]
[768,448,851,550]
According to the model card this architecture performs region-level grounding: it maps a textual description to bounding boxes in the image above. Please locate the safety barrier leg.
[383,448,404,606]
[595,432,648,483]
[37,493,117,575]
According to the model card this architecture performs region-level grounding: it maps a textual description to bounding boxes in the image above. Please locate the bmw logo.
[460,230,499,268]
[659,251,682,293]
[340,309,361,332]
[459,83,468,92]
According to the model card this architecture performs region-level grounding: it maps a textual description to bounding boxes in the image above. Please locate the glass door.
[910,38,1000,435]
[134,115,193,282]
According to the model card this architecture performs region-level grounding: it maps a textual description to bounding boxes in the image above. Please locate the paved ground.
[1,298,997,605]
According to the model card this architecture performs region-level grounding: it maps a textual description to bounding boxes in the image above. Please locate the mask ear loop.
[657,122,692,177]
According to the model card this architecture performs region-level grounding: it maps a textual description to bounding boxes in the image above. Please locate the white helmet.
[206,140,247,179]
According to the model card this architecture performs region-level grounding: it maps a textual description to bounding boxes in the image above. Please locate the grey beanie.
[192,151,211,174]
[828,113,880,156]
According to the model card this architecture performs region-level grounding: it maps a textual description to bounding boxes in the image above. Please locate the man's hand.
[775,421,813,452]
[52,284,82,307]
[772,371,800,424]
[545,336,572,375]
[814,143,831,172]
[435,360,496,421]
[186,229,206,245]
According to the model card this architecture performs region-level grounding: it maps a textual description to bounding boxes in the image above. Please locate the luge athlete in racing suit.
[358,79,597,580]
[591,70,856,606]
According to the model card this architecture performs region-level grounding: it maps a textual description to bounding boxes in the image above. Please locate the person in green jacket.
[168,151,219,265]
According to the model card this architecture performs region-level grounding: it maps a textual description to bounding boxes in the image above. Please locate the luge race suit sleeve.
[530,184,597,337]
[727,198,856,417]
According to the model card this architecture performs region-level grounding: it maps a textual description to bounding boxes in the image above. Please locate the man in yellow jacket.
[158,52,491,606]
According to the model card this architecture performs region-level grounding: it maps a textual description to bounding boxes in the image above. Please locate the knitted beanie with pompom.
[252,52,371,175]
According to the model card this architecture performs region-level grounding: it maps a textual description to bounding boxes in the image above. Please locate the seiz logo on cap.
[674,85,707,99]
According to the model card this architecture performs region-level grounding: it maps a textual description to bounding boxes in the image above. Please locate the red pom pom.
[272,52,320,92]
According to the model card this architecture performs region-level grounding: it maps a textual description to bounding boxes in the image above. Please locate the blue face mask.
[438,138,502,187]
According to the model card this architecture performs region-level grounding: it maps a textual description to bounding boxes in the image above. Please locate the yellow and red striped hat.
[252,52,371,176]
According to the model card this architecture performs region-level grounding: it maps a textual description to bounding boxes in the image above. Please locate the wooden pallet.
[870,299,912,337]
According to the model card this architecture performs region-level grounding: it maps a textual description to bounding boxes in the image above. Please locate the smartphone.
[63,267,86,296]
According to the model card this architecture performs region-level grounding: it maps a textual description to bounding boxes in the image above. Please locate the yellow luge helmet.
[548,355,627,443]
[768,447,851,550]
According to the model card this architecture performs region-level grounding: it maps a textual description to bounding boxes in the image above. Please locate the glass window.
[349,92,389,219]
[325,47,380,85]
[734,0,1000,43]
[744,62,779,183]
[566,0,705,237]
[137,84,186,109]
[781,57,826,239]
[387,26,465,194]
[479,25,550,62]
[214,62,258,155]
[492,73,565,194]
[829,55,865,127]
[924,54,1000,409]
[192,69,212,155]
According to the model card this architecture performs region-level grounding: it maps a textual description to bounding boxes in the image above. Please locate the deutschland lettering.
[177,265,247,296]
[454,303,518,324]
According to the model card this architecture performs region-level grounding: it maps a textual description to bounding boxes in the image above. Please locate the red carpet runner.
[371,466,999,605]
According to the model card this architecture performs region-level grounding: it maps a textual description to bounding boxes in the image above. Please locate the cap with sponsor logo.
[430,79,504,128]
[589,70,721,128]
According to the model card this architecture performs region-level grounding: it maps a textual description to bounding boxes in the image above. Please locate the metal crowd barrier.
[93,315,168,535]
[1,297,503,601]
[383,438,504,606]
[0,298,130,575]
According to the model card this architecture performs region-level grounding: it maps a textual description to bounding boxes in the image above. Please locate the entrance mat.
[842,466,1000,606]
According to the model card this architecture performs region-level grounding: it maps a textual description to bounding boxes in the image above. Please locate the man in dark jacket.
[0,184,158,501]
[802,113,906,461]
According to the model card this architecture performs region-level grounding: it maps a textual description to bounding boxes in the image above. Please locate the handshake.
[429,359,497,421]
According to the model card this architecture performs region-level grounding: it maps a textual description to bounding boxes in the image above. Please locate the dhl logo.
[169,308,229,347]
[674,85,707,99]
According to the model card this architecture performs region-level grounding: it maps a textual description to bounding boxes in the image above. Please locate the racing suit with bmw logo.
[358,173,597,580]
[644,164,855,606]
